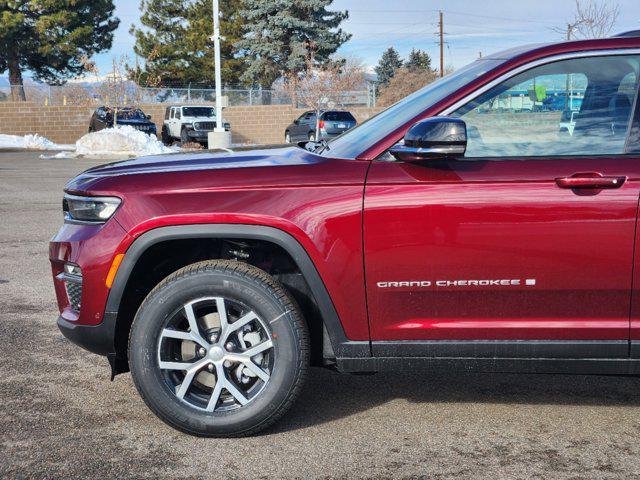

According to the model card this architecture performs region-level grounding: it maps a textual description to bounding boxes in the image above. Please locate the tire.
[308,132,316,142]
[180,128,190,145]
[161,126,171,145]
[285,131,291,143]
[129,260,309,437]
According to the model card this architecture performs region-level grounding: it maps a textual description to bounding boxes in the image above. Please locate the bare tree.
[291,57,366,139]
[377,66,438,107]
[554,0,620,40]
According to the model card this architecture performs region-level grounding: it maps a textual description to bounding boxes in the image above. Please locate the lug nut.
[207,364,214,372]
[224,360,232,368]
[225,342,234,351]
[198,347,206,357]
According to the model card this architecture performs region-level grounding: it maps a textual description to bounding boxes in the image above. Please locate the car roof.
[484,35,640,65]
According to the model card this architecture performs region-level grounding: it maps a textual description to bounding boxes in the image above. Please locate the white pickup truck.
[161,105,231,146]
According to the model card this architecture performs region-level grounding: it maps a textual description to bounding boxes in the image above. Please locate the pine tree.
[131,0,245,87]
[375,47,403,87]
[236,0,351,89]
[0,0,119,101]
[406,49,432,72]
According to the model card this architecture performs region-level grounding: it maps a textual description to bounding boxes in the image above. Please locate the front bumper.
[187,130,210,141]
[57,312,117,356]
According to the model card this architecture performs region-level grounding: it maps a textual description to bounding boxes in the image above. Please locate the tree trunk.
[8,56,26,102]
[261,89,272,105]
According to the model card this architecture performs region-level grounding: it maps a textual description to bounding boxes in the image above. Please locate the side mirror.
[390,117,467,162]
[293,119,299,125]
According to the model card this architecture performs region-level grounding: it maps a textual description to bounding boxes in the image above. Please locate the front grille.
[194,121,215,131]
[65,279,82,312]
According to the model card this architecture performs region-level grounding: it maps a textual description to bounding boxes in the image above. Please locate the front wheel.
[161,126,171,145]
[129,260,309,437]
[180,128,190,145]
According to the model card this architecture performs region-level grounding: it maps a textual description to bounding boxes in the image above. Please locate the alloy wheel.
[157,296,274,412]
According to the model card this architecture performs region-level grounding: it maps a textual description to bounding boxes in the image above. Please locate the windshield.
[183,107,215,117]
[116,109,147,120]
[323,58,503,159]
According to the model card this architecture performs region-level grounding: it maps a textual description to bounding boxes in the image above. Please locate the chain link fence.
[1,83,377,108]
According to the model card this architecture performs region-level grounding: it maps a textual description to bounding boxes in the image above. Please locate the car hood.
[65,145,318,190]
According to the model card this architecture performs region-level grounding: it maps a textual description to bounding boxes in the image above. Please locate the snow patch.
[0,133,73,151]
[40,151,77,160]
[75,126,177,157]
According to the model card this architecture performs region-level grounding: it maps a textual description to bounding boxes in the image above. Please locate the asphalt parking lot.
[3,150,640,479]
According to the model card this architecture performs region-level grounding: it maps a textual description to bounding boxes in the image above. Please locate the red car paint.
[50,35,640,360]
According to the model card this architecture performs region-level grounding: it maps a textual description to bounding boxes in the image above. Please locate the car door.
[289,112,306,140]
[172,108,183,138]
[364,52,640,358]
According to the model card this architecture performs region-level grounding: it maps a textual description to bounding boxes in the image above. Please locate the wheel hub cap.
[209,345,225,362]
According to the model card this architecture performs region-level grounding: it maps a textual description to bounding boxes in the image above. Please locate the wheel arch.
[106,224,368,373]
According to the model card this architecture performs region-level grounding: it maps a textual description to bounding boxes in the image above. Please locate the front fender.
[105,224,370,358]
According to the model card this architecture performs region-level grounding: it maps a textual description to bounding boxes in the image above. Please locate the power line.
[347,8,556,26]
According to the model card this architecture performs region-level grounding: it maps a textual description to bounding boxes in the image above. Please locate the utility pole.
[212,0,223,132]
[564,24,573,112]
[438,11,444,78]
[209,0,232,147]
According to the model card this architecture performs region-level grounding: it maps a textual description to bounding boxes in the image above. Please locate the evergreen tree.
[406,49,432,72]
[131,0,245,87]
[375,47,403,87]
[236,0,351,89]
[0,0,119,100]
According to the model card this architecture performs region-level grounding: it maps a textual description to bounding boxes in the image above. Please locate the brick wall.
[0,102,382,146]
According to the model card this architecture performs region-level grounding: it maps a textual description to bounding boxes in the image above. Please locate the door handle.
[555,172,627,189]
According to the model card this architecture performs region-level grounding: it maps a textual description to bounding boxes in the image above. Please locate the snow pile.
[76,126,176,157]
[0,133,72,151]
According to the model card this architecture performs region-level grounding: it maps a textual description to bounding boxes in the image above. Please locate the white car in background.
[162,105,230,146]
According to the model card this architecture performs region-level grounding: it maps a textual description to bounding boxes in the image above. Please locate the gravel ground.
[2,151,640,479]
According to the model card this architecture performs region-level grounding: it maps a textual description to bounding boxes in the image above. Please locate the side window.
[164,108,170,120]
[175,109,182,120]
[452,55,640,158]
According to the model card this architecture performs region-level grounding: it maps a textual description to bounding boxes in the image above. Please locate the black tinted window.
[323,111,356,122]
[183,107,215,117]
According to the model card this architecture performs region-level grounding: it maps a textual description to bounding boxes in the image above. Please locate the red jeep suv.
[51,33,640,437]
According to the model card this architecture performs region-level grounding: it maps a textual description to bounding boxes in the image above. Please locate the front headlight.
[63,194,121,224]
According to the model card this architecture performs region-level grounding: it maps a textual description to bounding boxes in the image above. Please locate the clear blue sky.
[96,0,640,78]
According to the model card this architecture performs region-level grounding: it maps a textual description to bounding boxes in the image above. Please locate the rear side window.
[323,111,356,122]
[452,54,640,157]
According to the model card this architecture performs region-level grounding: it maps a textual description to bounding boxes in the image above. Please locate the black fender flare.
[105,224,370,358]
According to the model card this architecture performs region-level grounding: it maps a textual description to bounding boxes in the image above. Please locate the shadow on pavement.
[272,366,640,433]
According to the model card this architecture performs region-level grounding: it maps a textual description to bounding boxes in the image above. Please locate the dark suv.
[51,33,640,437]
[285,110,357,143]
[88,107,157,136]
